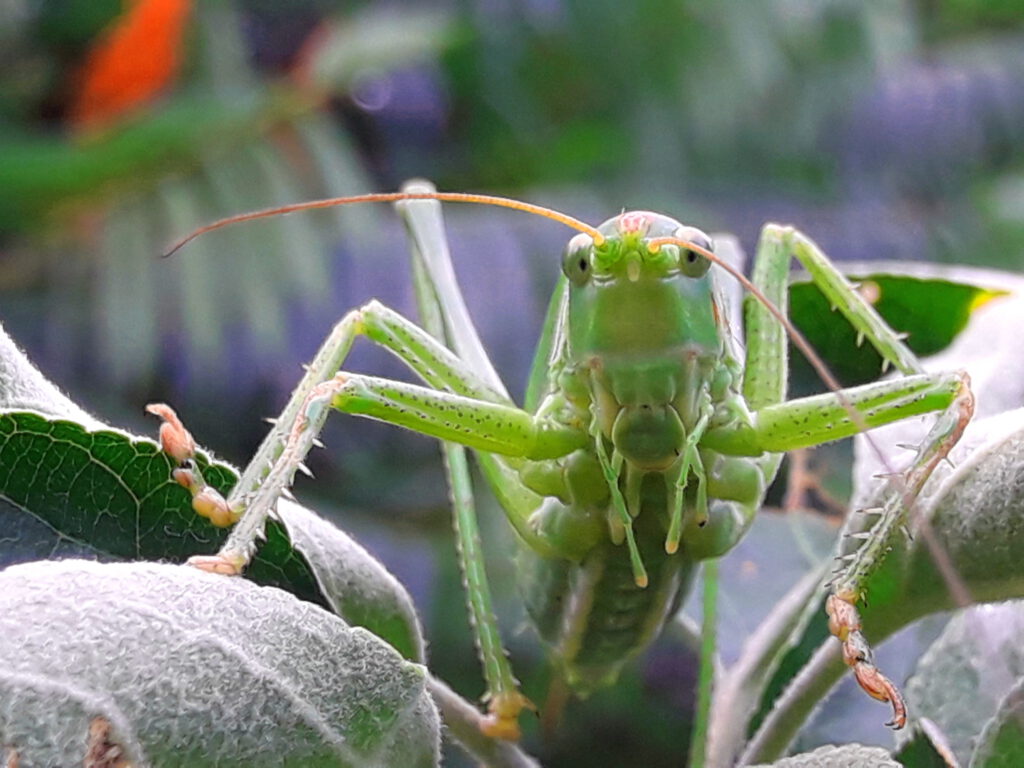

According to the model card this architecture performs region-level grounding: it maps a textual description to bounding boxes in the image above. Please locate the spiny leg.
[396,181,507,396]
[234,298,506,513]
[826,375,973,728]
[711,369,973,726]
[395,182,569,557]
[404,199,534,740]
[171,324,565,736]
[733,223,975,728]
[190,301,578,572]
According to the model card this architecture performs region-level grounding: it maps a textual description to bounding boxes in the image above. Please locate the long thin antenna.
[163,191,605,258]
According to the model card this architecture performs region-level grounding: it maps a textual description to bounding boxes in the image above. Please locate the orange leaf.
[69,0,193,136]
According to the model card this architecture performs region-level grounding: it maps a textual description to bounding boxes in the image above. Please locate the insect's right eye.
[562,233,593,285]
[673,226,713,277]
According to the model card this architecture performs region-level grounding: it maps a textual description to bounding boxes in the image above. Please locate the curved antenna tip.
[159,191,603,259]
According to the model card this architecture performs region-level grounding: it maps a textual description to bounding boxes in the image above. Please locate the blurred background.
[3,0,1024,765]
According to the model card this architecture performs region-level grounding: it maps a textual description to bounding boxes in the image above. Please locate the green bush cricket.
[157,182,973,741]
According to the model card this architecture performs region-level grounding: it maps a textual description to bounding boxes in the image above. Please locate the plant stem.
[688,558,720,768]
[738,640,846,765]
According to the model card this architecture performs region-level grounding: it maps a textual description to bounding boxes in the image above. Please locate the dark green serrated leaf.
[0,410,326,609]
[0,409,426,661]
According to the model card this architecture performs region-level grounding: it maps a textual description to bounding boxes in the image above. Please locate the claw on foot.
[146,403,196,464]
[825,592,860,641]
[826,593,907,730]
[150,404,238,527]
[186,552,246,576]
[478,691,535,742]
[191,486,238,528]
[172,465,239,528]
[853,662,907,729]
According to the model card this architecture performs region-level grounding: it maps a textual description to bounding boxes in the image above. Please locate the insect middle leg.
[710,224,974,728]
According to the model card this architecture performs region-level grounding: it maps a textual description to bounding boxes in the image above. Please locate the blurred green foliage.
[4,0,1024,391]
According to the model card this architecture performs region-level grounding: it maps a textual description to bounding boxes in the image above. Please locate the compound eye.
[561,233,593,285]
[674,226,713,277]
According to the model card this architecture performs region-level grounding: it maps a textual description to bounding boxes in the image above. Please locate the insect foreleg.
[329,374,584,457]
[704,372,969,455]
[734,222,975,728]
[190,301,579,571]
[171,300,574,741]
[826,374,973,728]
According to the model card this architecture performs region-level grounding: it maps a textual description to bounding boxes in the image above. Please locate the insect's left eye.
[561,233,593,285]
[674,226,713,277]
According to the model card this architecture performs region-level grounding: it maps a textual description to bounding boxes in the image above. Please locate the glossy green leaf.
[0,559,439,768]
[0,409,323,598]
[790,271,1004,391]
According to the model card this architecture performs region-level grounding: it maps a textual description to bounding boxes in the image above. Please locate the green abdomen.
[517,526,696,693]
